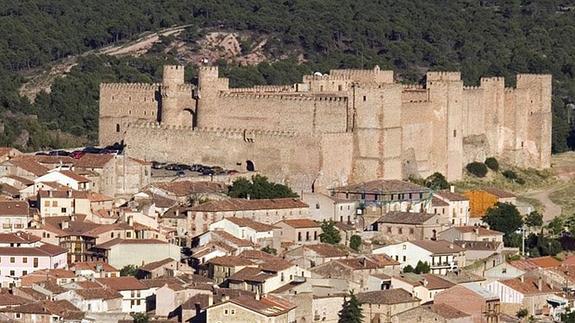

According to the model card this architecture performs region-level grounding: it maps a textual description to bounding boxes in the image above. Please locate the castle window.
[338,85,343,91]
[129,110,132,115]
[521,141,524,147]
[453,130,457,137]
[116,124,120,132]
[320,85,324,91]
[144,111,147,115]
[363,96,367,101]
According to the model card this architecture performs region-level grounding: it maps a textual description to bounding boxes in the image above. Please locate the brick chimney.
[538,277,543,291]
[450,185,455,193]
[520,275,524,283]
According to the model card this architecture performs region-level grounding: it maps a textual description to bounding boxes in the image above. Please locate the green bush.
[485,157,499,171]
[466,162,488,177]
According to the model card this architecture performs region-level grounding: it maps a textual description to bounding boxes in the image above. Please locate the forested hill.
[2,0,575,152]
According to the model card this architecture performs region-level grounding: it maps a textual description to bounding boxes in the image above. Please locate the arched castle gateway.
[99,65,551,193]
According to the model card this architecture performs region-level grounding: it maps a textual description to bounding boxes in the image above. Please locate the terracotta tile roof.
[71,262,118,272]
[31,155,75,165]
[0,147,20,158]
[452,226,503,236]
[93,238,168,249]
[332,179,429,194]
[1,300,84,319]
[36,281,66,294]
[436,190,469,201]
[7,159,49,176]
[211,230,255,248]
[14,287,50,300]
[152,194,178,208]
[0,243,67,257]
[153,180,227,197]
[224,217,276,232]
[410,240,464,254]
[0,232,38,244]
[0,183,20,197]
[376,212,435,225]
[192,198,307,212]
[192,241,236,258]
[6,175,34,186]
[336,256,395,270]
[96,277,147,291]
[38,189,87,199]
[563,255,575,267]
[454,240,501,251]
[393,273,455,290]
[334,221,355,231]
[528,256,561,268]
[23,269,76,280]
[74,288,122,300]
[0,201,29,216]
[500,276,558,295]
[75,153,114,168]
[277,218,319,228]
[237,249,276,260]
[509,259,540,271]
[227,294,296,317]
[139,258,176,271]
[425,304,471,319]
[0,293,30,307]
[74,281,102,289]
[139,277,185,289]
[482,187,516,198]
[356,289,420,305]
[304,244,348,258]
[86,191,113,202]
[259,259,293,272]
[208,256,255,267]
[228,267,273,283]
[57,170,90,183]
[432,197,449,207]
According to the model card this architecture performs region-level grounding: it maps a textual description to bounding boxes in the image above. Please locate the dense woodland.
[2,0,575,151]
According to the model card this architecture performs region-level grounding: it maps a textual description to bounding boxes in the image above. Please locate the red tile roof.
[393,273,455,290]
[0,201,29,216]
[75,153,114,168]
[0,243,67,257]
[192,198,307,212]
[482,187,517,198]
[500,276,558,295]
[7,159,49,176]
[71,262,118,272]
[73,288,122,300]
[436,190,469,201]
[410,240,464,254]
[1,300,83,319]
[332,179,429,194]
[277,218,319,228]
[58,170,90,183]
[224,217,276,232]
[227,294,296,317]
[208,256,255,267]
[356,289,420,305]
[304,244,348,258]
[452,226,503,236]
[96,277,147,291]
[0,232,40,244]
[376,212,435,225]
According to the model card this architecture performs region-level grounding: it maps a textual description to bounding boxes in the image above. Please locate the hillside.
[2,0,575,151]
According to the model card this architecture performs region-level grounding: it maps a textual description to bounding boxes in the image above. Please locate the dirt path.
[523,182,569,222]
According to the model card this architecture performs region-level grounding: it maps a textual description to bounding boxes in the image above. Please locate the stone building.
[99,65,552,193]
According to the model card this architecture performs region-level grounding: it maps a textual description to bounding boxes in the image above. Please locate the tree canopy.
[338,291,363,323]
[228,175,298,199]
[320,220,342,245]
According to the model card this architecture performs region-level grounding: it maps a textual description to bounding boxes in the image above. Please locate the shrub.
[485,157,499,171]
[349,235,362,251]
[424,172,449,190]
[502,170,518,180]
[516,177,526,185]
[466,162,488,177]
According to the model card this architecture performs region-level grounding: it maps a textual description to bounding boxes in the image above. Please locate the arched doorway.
[246,160,255,172]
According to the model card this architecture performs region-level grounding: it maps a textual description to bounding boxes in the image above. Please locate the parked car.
[201,168,215,176]
[176,170,186,177]
[49,150,70,156]
[70,151,86,159]
[151,161,167,169]
[165,164,184,171]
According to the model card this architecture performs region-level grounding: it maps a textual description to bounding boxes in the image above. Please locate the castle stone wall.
[99,65,552,192]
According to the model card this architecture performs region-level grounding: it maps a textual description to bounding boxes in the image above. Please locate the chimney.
[422,279,428,287]
[48,190,53,198]
[61,221,69,230]
[474,227,479,235]
[450,185,455,193]
[222,294,230,302]
[208,293,213,306]
[449,243,454,249]
[67,190,72,198]
[538,277,543,291]
[520,275,524,283]
[127,216,133,226]
[255,290,261,301]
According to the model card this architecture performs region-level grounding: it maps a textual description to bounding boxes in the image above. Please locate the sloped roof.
[376,212,435,225]
[410,240,464,254]
[74,288,122,300]
[224,217,276,232]
[1,300,84,320]
[277,218,319,228]
[7,159,49,176]
[191,198,307,212]
[436,190,469,201]
[432,197,449,207]
[482,187,516,198]
[393,273,455,290]
[356,289,420,305]
[75,153,114,168]
[96,277,147,291]
[452,226,503,236]
[0,201,29,216]
[500,277,557,295]
[304,244,348,258]
[454,240,501,251]
[208,256,255,267]
[139,258,177,271]
[226,295,296,317]
[423,304,471,319]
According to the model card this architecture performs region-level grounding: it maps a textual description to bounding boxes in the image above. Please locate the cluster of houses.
[0,147,569,322]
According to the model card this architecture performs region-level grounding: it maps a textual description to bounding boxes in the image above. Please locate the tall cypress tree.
[338,291,363,323]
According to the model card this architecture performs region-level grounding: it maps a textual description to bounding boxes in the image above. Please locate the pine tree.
[338,291,363,323]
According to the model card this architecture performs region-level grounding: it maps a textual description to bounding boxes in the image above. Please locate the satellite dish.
[313,72,323,76]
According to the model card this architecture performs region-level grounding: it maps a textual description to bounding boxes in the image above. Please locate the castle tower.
[160,65,186,126]
[426,72,464,181]
[196,66,229,128]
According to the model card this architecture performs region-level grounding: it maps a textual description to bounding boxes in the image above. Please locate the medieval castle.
[99,65,551,192]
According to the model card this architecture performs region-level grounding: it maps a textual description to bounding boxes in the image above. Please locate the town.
[0,111,573,323]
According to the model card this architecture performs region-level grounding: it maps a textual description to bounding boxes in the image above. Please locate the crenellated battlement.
[426,71,461,81]
[463,86,481,91]
[128,121,302,138]
[302,74,350,81]
[100,83,160,91]
[228,85,296,93]
[402,84,425,90]
[218,92,347,102]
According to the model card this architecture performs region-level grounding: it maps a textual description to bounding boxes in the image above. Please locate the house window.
[453,130,457,137]
[9,270,14,276]
[315,203,320,209]
[52,201,58,207]
[387,227,391,233]
[126,232,132,238]
[306,232,310,241]
[403,256,406,261]
[363,96,367,101]
[116,124,120,132]
[33,258,38,268]
[231,309,235,315]
[314,231,318,240]
[9,257,14,263]
[281,273,285,282]
[298,232,302,241]
[44,201,50,207]
[22,257,27,264]
[61,208,67,213]
[22,270,27,276]
[224,309,229,315]
[398,228,403,234]
[409,228,414,234]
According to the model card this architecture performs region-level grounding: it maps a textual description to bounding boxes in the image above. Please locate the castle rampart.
[99,65,552,192]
